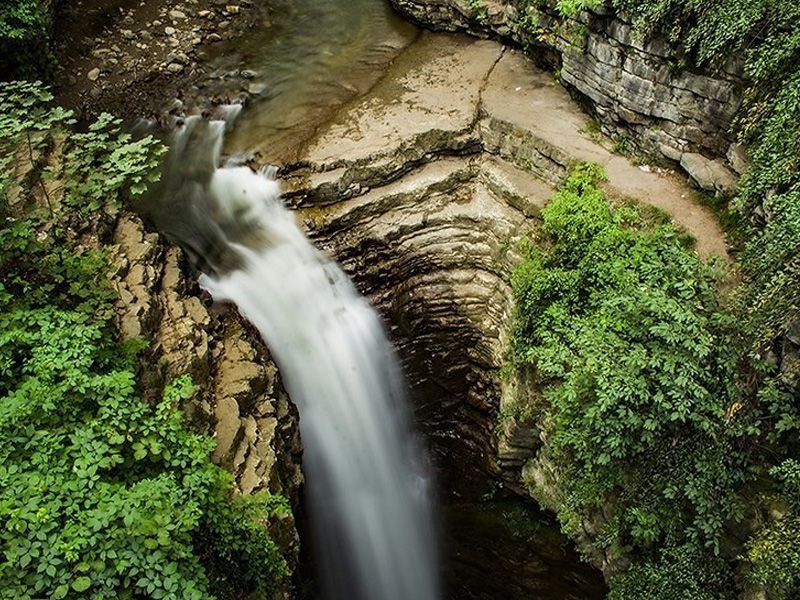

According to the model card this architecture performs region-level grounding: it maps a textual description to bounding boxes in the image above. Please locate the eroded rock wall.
[111,215,304,564]
[388,0,744,195]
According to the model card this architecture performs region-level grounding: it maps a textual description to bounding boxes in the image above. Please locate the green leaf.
[72,576,91,592]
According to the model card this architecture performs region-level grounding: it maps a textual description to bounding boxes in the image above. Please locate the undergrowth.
[0,0,56,79]
[511,164,799,599]
[0,81,289,600]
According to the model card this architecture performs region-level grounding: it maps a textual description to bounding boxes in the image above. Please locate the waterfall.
[149,112,440,600]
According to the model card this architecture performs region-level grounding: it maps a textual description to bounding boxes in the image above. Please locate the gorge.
[1,0,799,600]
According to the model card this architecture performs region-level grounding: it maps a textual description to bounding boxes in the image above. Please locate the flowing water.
[204,0,417,162]
[145,114,440,600]
[140,1,608,597]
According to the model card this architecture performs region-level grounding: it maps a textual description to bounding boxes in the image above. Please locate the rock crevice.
[388,0,744,195]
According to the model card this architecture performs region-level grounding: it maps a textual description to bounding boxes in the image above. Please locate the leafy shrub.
[747,460,800,599]
[511,164,752,596]
[0,81,165,218]
[609,544,734,600]
[0,0,54,79]
[0,85,288,600]
[510,1,800,592]
[63,113,167,214]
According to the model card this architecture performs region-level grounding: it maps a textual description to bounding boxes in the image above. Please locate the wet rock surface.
[277,29,731,599]
[111,212,304,574]
[388,0,744,194]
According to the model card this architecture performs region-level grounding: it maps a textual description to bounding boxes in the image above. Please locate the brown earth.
[53,0,272,119]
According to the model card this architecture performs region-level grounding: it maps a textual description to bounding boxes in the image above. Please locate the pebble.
[165,26,176,35]
[168,9,187,20]
[248,82,268,95]
[167,63,185,74]
[167,52,189,65]
[87,67,100,81]
[240,69,256,79]
[207,33,222,42]
[140,31,153,41]
[226,5,240,14]
[121,29,135,40]
[153,19,162,26]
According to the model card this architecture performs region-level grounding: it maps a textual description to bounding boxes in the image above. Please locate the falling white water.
[152,113,440,600]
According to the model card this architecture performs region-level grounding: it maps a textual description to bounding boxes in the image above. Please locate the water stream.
[148,114,440,600]
[204,0,417,162]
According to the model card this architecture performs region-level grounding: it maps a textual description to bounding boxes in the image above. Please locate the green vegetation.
[0,82,289,600]
[510,1,800,596]
[0,0,54,79]
[511,165,799,599]
[747,460,800,598]
[0,81,166,218]
[467,0,489,23]
[514,0,800,347]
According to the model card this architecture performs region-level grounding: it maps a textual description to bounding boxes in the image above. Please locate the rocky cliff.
[388,0,745,196]
[280,28,728,596]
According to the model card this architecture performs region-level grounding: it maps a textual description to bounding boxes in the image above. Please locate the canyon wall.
[282,29,729,596]
[388,0,745,196]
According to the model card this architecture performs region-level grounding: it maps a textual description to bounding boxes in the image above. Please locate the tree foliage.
[0,0,53,79]
[0,83,289,600]
[747,459,800,599]
[511,165,799,599]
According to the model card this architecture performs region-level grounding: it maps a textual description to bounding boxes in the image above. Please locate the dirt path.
[482,48,730,260]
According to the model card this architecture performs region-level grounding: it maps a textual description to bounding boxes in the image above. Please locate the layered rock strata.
[111,216,304,558]
[282,30,728,596]
[388,0,744,195]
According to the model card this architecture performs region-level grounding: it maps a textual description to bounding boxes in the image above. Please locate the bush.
[512,165,746,557]
[0,0,54,79]
[0,83,289,600]
[747,460,800,599]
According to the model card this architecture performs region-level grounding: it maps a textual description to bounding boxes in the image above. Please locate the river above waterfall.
[204,0,417,162]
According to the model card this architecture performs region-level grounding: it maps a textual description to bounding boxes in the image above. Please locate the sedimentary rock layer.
[388,0,743,194]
